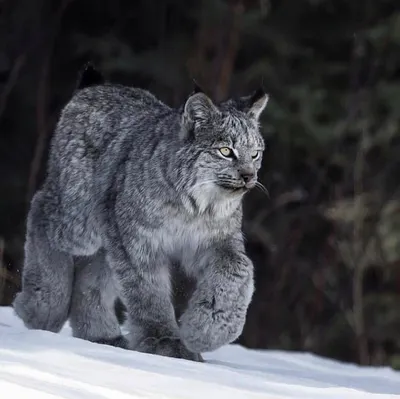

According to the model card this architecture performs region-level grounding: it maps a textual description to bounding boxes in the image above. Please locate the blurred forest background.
[0,0,400,368]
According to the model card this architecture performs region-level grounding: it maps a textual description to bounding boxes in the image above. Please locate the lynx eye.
[219,147,233,158]
[251,150,260,160]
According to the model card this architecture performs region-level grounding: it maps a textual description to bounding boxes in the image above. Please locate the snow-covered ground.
[1,306,399,399]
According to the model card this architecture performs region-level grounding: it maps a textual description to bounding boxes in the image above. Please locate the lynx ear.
[247,88,269,120]
[183,92,219,123]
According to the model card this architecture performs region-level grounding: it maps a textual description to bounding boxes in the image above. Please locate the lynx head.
[180,88,269,215]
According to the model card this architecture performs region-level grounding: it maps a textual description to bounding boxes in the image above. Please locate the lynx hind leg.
[13,191,74,332]
[69,249,128,348]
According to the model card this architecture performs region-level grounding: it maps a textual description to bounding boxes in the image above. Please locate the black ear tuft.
[76,62,105,90]
[191,79,205,95]
[249,87,266,105]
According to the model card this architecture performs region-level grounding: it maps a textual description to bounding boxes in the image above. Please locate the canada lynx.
[13,66,269,361]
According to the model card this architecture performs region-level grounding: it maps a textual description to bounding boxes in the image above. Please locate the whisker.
[255,181,270,198]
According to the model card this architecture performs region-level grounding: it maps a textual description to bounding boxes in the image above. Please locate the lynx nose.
[240,169,256,187]
[241,172,254,183]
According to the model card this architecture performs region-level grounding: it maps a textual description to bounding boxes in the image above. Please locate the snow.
[1,306,399,399]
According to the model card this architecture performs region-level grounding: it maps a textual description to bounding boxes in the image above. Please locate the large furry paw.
[13,291,67,332]
[134,336,203,362]
[179,298,247,354]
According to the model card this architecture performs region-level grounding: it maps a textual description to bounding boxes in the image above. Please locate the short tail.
[76,62,105,90]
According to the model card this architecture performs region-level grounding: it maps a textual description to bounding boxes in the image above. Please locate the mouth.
[244,180,256,189]
[217,181,250,193]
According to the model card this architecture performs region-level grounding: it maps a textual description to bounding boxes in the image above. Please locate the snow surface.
[1,306,399,399]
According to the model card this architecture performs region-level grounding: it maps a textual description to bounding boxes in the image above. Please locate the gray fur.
[69,249,128,348]
[13,82,268,361]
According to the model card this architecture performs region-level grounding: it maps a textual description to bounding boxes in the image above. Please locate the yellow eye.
[251,150,260,160]
[219,147,233,157]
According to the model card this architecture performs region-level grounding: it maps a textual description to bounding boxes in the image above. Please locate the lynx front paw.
[134,336,203,362]
[179,299,247,353]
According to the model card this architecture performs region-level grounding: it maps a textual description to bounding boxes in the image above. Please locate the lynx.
[13,66,269,361]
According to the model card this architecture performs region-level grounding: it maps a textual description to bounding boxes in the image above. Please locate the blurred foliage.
[0,0,399,368]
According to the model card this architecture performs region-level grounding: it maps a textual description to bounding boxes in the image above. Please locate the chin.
[219,185,248,196]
